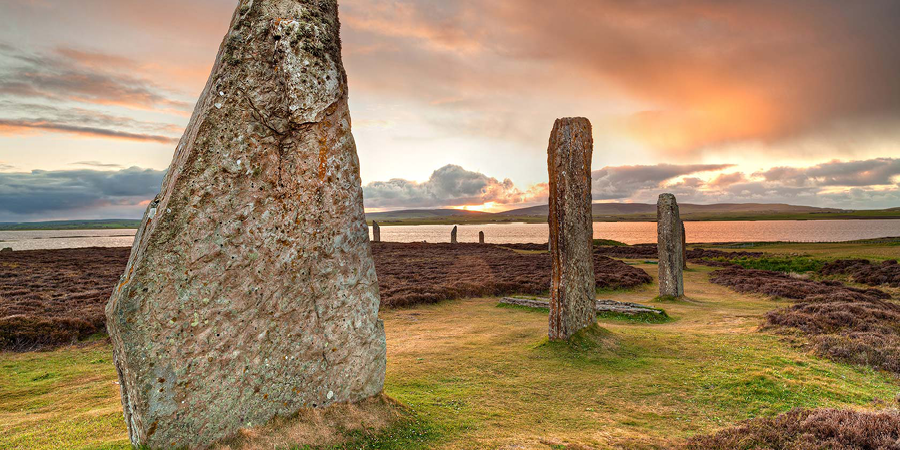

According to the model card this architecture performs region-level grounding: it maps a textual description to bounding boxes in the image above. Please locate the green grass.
[594,239,627,247]
[0,344,129,450]
[596,310,671,324]
[710,256,826,273]
[698,239,900,260]
[0,219,141,231]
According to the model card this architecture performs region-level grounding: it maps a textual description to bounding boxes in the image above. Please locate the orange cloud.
[0,119,178,144]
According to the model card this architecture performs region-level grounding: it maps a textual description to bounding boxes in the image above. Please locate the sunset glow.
[0,0,898,220]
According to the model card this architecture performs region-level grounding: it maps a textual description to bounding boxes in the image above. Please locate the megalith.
[105,1,386,448]
[681,219,688,270]
[657,194,685,297]
[451,226,458,244]
[479,231,485,244]
[547,117,596,341]
[373,221,381,243]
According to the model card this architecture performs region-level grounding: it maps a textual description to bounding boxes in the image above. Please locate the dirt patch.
[683,408,900,450]
[214,394,415,450]
[372,242,651,308]
[0,244,651,350]
[822,259,900,288]
[710,267,900,374]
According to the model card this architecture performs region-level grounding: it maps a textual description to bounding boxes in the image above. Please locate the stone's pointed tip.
[554,117,592,127]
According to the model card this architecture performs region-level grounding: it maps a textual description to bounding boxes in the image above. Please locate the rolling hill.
[498,203,845,217]
[365,209,492,221]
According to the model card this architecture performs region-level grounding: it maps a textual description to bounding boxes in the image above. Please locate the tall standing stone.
[105,1,386,448]
[547,117,596,341]
[451,226,458,244]
[479,231,485,244]
[681,219,688,270]
[372,221,381,243]
[657,194,685,297]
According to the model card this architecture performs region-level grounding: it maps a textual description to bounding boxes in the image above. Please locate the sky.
[0,0,899,221]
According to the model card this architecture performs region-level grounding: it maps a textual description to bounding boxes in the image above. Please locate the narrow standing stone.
[547,117,596,341]
[657,194,685,297]
[105,1,386,448]
[373,221,381,243]
[479,231,485,244]
[681,220,688,270]
[451,226,458,244]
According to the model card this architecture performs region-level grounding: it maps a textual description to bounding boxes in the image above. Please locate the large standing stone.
[657,194,685,297]
[451,226,458,244]
[547,117,596,341]
[681,219,688,270]
[105,1,386,448]
[372,221,381,243]
[479,231,485,244]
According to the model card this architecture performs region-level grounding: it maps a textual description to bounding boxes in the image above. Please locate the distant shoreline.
[369,213,900,227]
[2,213,900,231]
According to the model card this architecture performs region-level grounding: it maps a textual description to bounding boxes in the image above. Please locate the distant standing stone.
[373,221,381,243]
[547,117,596,341]
[658,194,685,297]
[105,1,386,448]
[479,231,485,244]
[681,220,688,270]
[451,226,458,244]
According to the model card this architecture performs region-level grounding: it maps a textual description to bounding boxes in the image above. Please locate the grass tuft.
[715,256,825,273]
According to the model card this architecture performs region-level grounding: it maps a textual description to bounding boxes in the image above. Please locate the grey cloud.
[0,45,191,111]
[709,172,747,187]
[0,101,183,134]
[363,164,542,209]
[0,119,179,144]
[0,167,165,219]
[756,158,900,187]
[818,188,900,209]
[592,164,733,200]
[71,161,125,169]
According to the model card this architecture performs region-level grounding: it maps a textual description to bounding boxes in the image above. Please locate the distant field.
[0,219,141,231]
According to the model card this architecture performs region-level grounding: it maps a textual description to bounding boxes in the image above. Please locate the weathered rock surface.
[658,194,685,297]
[547,117,596,341]
[479,231,485,244]
[105,1,386,448]
[501,297,666,316]
[372,221,381,243]
[451,226,458,244]
[681,219,688,270]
